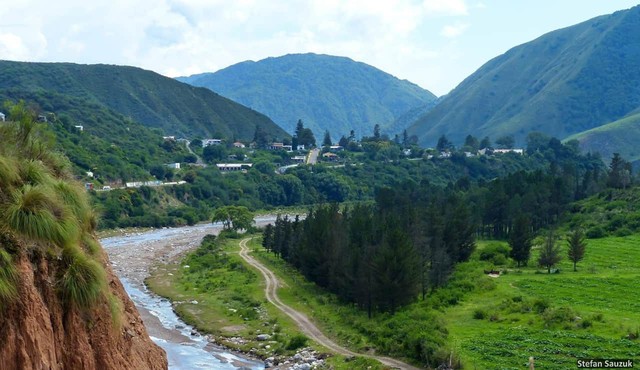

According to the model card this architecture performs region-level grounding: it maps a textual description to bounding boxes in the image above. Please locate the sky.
[0,1,638,96]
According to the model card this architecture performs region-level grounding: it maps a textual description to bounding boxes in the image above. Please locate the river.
[100,220,279,370]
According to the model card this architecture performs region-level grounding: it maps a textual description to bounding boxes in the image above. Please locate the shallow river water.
[101,222,270,370]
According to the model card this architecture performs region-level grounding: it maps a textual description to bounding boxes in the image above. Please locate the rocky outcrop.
[0,248,167,370]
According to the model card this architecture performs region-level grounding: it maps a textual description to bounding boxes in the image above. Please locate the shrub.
[473,309,487,320]
[532,298,550,314]
[107,292,123,330]
[0,155,19,189]
[285,334,308,350]
[479,243,510,265]
[59,247,106,308]
[586,226,606,239]
[0,249,18,306]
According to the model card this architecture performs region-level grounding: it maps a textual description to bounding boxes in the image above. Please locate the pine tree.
[509,214,533,267]
[567,228,587,272]
[538,231,562,273]
[322,130,332,147]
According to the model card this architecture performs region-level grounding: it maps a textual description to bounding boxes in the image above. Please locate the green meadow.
[447,236,640,369]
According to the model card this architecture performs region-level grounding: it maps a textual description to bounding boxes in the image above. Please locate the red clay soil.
[0,249,167,370]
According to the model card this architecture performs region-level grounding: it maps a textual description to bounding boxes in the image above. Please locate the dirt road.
[238,238,422,370]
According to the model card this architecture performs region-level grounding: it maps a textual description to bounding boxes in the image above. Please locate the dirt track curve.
[238,238,422,370]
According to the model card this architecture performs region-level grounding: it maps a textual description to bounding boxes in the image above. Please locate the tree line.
[262,184,476,316]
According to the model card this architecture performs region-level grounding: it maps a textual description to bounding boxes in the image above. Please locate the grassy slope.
[0,60,288,141]
[179,53,437,139]
[447,237,640,369]
[565,112,640,162]
[408,6,640,147]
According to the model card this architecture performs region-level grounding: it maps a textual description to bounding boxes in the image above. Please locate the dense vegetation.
[408,5,640,153]
[178,53,436,139]
[96,132,605,230]
[0,103,118,319]
[0,60,288,140]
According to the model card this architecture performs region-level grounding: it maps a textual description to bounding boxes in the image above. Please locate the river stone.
[256,334,270,341]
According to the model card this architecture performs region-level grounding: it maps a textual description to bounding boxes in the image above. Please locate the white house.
[163,136,176,141]
[74,125,84,131]
[216,163,253,172]
[233,141,246,148]
[202,139,223,147]
[0,112,5,122]
[291,156,306,163]
[166,163,181,169]
[493,148,524,155]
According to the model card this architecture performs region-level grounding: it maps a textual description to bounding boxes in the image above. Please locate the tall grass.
[0,248,18,306]
[4,185,79,248]
[0,155,19,190]
[59,246,106,308]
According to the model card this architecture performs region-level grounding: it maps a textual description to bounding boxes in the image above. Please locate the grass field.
[446,236,640,369]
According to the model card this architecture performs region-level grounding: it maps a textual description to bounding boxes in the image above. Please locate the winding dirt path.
[238,238,422,370]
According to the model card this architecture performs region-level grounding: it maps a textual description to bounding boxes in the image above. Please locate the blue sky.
[0,1,638,96]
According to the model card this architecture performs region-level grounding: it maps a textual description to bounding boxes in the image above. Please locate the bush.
[532,298,550,314]
[285,334,308,350]
[586,226,606,239]
[60,247,106,308]
[473,309,487,320]
[479,243,510,265]
[0,249,18,306]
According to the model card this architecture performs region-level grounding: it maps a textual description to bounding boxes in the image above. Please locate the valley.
[3,4,640,370]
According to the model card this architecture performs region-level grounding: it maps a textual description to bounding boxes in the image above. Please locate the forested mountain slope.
[178,53,437,139]
[407,6,640,150]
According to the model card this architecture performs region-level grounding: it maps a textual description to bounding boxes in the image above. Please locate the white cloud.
[440,22,470,38]
[423,0,468,16]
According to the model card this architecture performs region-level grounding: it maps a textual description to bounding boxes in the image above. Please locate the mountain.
[407,5,640,149]
[0,60,287,141]
[177,53,437,140]
[565,112,640,162]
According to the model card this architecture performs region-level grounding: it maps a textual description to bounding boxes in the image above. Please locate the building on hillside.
[74,125,84,131]
[166,163,181,169]
[37,114,48,122]
[202,139,223,147]
[269,142,293,151]
[86,171,94,178]
[291,156,306,163]
[216,163,253,172]
[0,112,5,122]
[163,136,176,141]
[322,152,339,162]
[233,141,246,148]
[296,144,306,151]
[329,145,344,152]
[493,148,524,155]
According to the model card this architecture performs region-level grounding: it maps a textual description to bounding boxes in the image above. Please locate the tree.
[538,231,562,273]
[253,125,269,149]
[495,135,515,149]
[608,153,632,189]
[509,214,532,267]
[373,124,381,140]
[463,134,479,152]
[479,136,491,149]
[212,206,254,231]
[322,130,332,147]
[436,134,453,152]
[567,228,586,271]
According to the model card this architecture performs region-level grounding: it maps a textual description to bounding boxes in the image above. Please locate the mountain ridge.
[406,6,640,150]
[178,53,437,140]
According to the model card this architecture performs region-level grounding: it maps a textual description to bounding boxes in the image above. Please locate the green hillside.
[408,5,640,148]
[0,60,287,141]
[565,113,640,162]
[178,53,437,140]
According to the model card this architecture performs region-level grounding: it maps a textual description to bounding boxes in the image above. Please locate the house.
[493,148,524,155]
[440,152,452,158]
[322,152,339,162]
[163,136,176,141]
[74,125,84,131]
[291,156,306,163]
[86,171,94,178]
[296,144,306,151]
[216,163,253,172]
[0,112,5,122]
[269,143,293,151]
[166,163,181,169]
[37,114,47,122]
[329,145,344,152]
[202,139,223,147]
[403,149,412,156]
[233,141,246,148]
